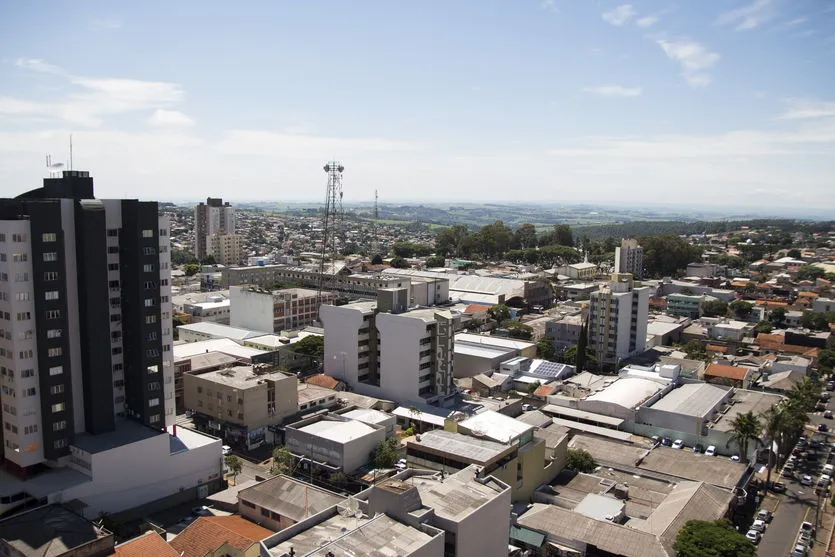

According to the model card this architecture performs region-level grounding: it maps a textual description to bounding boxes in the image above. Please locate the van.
[824,464,834,475]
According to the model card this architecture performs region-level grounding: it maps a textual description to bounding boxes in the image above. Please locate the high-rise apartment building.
[208,231,243,266]
[588,273,650,367]
[0,170,174,473]
[193,197,235,261]
[320,288,458,404]
[614,238,643,279]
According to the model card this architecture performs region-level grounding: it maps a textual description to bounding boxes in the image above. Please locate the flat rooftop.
[459,410,533,444]
[238,476,344,524]
[649,383,730,417]
[196,366,292,390]
[341,408,393,425]
[455,333,536,351]
[0,505,111,557]
[638,446,747,489]
[173,338,269,360]
[297,383,337,405]
[410,466,508,521]
[713,390,784,432]
[298,419,377,443]
[454,342,515,359]
[72,418,161,454]
[408,429,512,465]
[569,434,652,468]
[177,321,269,340]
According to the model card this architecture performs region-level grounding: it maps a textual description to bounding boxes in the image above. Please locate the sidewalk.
[814,498,835,557]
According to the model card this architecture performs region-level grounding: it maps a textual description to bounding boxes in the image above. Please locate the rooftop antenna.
[69,134,73,171]
[317,161,345,307]
[45,154,64,177]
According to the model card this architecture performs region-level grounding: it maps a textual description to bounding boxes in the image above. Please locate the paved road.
[758,389,834,557]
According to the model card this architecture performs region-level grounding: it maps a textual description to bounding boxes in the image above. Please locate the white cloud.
[636,15,659,28]
[779,99,835,120]
[90,18,122,31]
[4,60,185,127]
[540,0,559,14]
[148,109,195,127]
[715,0,775,31]
[583,85,642,97]
[657,38,720,87]
[784,17,807,26]
[602,4,637,26]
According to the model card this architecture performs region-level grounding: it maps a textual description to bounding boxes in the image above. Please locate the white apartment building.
[588,273,650,367]
[615,238,644,279]
[207,231,242,266]
[229,286,336,332]
[320,288,459,405]
[193,197,235,261]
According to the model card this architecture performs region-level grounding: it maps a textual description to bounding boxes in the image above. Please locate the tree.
[487,304,511,324]
[372,437,400,468]
[769,307,786,327]
[797,265,825,282]
[392,242,417,258]
[514,223,538,250]
[759,405,785,492]
[537,340,556,361]
[370,253,383,265]
[754,321,773,334]
[565,449,596,473]
[184,263,199,276]
[271,445,295,475]
[292,335,324,357]
[434,225,471,258]
[425,255,445,268]
[475,220,514,258]
[820,348,835,373]
[639,235,703,277]
[787,248,802,259]
[702,299,728,318]
[503,320,533,340]
[726,411,762,463]
[729,300,753,319]
[389,256,410,269]
[200,255,217,266]
[673,519,756,557]
[682,340,709,361]
[575,321,590,372]
[526,380,542,395]
[225,455,243,485]
[171,248,197,266]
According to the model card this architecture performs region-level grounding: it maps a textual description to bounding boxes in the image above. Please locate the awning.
[510,525,546,548]
[551,418,634,441]
[392,406,448,427]
[540,405,625,427]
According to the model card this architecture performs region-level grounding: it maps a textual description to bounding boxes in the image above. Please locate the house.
[303,374,345,391]
[284,414,387,474]
[169,515,274,557]
[704,362,754,388]
[0,505,115,557]
[112,531,179,557]
[237,475,344,531]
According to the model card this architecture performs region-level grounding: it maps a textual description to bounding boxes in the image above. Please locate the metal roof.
[586,377,665,409]
[649,383,730,417]
[459,410,533,444]
[541,406,625,427]
[407,430,511,464]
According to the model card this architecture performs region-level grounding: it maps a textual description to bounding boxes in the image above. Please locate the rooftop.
[705,363,750,381]
[574,493,626,521]
[586,377,667,409]
[195,366,292,390]
[569,434,650,468]
[713,389,784,432]
[112,531,178,557]
[186,351,239,372]
[304,374,343,390]
[238,476,344,524]
[173,337,269,361]
[72,418,161,454]
[407,429,513,464]
[297,383,337,405]
[341,408,394,425]
[408,466,509,521]
[297,418,377,443]
[639,446,747,489]
[0,505,112,557]
[649,383,730,417]
[170,515,274,557]
[455,332,536,351]
[177,321,269,340]
[459,410,534,444]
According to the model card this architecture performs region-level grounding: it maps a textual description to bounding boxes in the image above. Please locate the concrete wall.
[61,430,221,515]
[453,478,512,557]
[320,304,364,389]
[285,421,385,474]
[377,312,429,404]
[230,287,274,332]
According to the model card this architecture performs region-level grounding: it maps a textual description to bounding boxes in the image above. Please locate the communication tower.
[318,161,344,304]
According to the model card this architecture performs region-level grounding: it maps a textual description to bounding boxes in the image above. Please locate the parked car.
[222,445,231,456]
[757,509,773,522]
[826,410,833,419]
[192,505,212,517]
[801,475,814,486]
[751,519,767,533]
[800,521,815,534]
[745,530,761,544]
[791,543,808,556]
[770,482,787,493]
[819,423,829,432]
[521,404,532,412]
[730,455,740,462]
[818,474,831,487]
[672,439,684,450]
[823,463,834,475]
[705,445,717,457]
[828,380,835,391]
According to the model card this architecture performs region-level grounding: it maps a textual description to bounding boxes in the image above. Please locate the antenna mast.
[317,161,344,306]
[69,134,73,171]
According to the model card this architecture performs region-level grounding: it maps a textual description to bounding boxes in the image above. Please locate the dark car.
[819,423,830,433]
[771,482,787,493]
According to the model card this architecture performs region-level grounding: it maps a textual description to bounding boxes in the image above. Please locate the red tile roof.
[112,531,179,557]
[170,516,273,557]
[464,304,492,314]
[304,374,342,390]
[533,385,557,397]
[706,344,728,354]
[705,363,750,381]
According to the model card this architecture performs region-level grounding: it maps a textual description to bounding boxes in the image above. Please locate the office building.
[0,170,174,473]
[208,231,243,266]
[614,238,644,279]
[588,273,650,367]
[320,288,459,405]
[229,286,336,332]
[194,197,234,261]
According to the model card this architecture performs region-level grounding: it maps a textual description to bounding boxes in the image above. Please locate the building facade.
[208,232,243,266]
[615,238,644,279]
[320,289,459,404]
[0,170,174,473]
[666,293,703,318]
[588,273,650,367]
[194,197,234,261]
[229,286,336,332]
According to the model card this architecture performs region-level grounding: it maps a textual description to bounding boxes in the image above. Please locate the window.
[113,363,123,371]
[144,298,154,307]
[142,229,154,238]
[47,329,62,339]
[261,507,270,517]
[19,349,33,359]
[15,273,29,282]
[45,291,59,301]
[149,398,160,407]
[12,253,27,263]
[115,396,125,403]
[197,400,203,407]
[24,424,38,435]
[50,385,64,395]
[148,364,159,373]
[0,254,6,262]
[146,348,160,358]
[109,280,120,288]
[110,314,121,322]
[145,315,157,324]
[21,369,34,378]
[196,386,203,394]
[149,414,161,424]
[143,263,155,273]
[15,292,30,301]
[159,228,168,236]
[41,232,57,243]
[108,263,119,271]
[17,330,33,340]
[112,347,122,355]
[49,366,63,376]
[54,439,67,449]
[53,421,67,431]
[46,310,61,319]
[43,252,57,262]
[23,387,36,397]
[48,347,62,357]
[44,271,59,281]
[143,247,156,255]
[51,402,66,413]
[108,246,119,254]
[107,229,119,237]
[110,297,120,306]
[12,233,26,242]
[111,331,122,340]
[114,379,124,388]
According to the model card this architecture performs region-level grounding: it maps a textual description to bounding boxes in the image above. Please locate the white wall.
[159,215,176,427]
[230,286,274,333]
[61,430,221,515]
[320,304,364,388]
[343,427,387,473]
[450,480,511,557]
[377,312,428,404]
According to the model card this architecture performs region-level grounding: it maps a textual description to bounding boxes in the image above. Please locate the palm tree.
[727,411,762,463]
[760,405,785,489]
[408,406,422,433]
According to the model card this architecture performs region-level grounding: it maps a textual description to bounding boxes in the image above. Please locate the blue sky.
[0,1,833,211]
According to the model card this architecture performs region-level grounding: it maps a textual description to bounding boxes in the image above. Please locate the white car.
[791,544,807,557]
[801,475,814,486]
[757,509,773,522]
[222,445,231,456]
[751,519,766,533]
[672,439,684,450]
[730,455,741,462]
[745,530,761,543]
[705,445,716,457]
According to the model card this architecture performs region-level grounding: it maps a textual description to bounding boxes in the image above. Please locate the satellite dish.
[337,496,359,517]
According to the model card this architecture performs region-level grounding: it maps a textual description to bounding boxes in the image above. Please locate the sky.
[0,1,834,211]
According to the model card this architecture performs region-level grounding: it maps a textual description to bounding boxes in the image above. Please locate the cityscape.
[1,2,835,557]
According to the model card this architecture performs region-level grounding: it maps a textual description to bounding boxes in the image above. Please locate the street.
[757,389,834,557]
